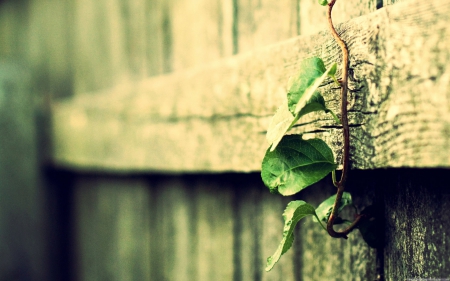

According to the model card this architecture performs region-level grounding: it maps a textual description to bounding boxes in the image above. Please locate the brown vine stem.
[325,0,356,239]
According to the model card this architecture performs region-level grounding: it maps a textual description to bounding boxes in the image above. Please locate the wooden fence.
[1,0,450,280]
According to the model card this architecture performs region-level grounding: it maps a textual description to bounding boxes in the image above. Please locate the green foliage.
[265,201,319,271]
[287,57,336,116]
[314,192,353,224]
[265,102,296,152]
[261,135,337,196]
[297,91,329,117]
[260,1,367,271]
[261,56,343,271]
[266,57,338,152]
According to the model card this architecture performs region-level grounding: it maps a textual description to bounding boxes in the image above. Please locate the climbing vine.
[261,0,367,271]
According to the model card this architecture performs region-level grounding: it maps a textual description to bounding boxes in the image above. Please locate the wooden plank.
[145,174,379,280]
[299,0,379,36]
[383,0,406,5]
[150,178,198,281]
[0,62,49,280]
[0,2,28,58]
[146,0,171,75]
[73,177,152,281]
[234,182,261,280]
[26,0,75,98]
[236,0,299,53]
[170,0,233,71]
[51,0,450,172]
[194,179,234,281]
[383,169,450,280]
[72,0,132,92]
[150,176,234,281]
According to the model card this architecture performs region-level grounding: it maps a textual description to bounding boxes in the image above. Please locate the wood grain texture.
[51,0,450,173]
[383,169,450,280]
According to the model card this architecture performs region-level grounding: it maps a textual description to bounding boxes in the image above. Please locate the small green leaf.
[328,63,337,77]
[318,0,328,6]
[314,192,353,224]
[287,57,337,116]
[265,200,319,271]
[261,135,337,196]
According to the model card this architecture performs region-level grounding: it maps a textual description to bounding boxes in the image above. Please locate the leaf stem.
[315,214,328,232]
[326,0,357,239]
[327,109,341,124]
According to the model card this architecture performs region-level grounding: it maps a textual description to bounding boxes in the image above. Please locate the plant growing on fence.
[261,0,368,271]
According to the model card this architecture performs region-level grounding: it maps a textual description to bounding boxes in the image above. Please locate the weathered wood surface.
[73,173,379,281]
[383,169,450,280]
[299,0,379,36]
[51,0,450,172]
[0,62,48,280]
[73,177,152,280]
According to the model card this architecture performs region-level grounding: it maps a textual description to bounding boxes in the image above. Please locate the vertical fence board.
[74,177,152,281]
[73,0,129,93]
[0,62,48,280]
[169,0,233,71]
[150,178,198,281]
[236,0,299,53]
[0,2,28,59]
[147,0,171,75]
[384,170,450,280]
[235,183,261,281]
[26,0,74,98]
[299,0,379,36]
[195,178,234,281]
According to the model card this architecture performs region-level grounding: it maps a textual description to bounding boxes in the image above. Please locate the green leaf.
[265,93,330,152]
[266,58,338,151]
[287,57,337,116]
[318,0,328,6]
[328,63,337,77]
[265,200,319,271]
[314,192,353,224]
[261,135,337,196]
[266,102,297,152]
[297,91,328,117]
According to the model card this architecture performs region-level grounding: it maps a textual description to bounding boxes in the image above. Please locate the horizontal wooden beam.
[51,0,450,173]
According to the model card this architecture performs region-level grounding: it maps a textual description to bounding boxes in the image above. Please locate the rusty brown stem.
[326,0,356,239]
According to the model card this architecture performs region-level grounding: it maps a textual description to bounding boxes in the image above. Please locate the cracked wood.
[51,0,450,172]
